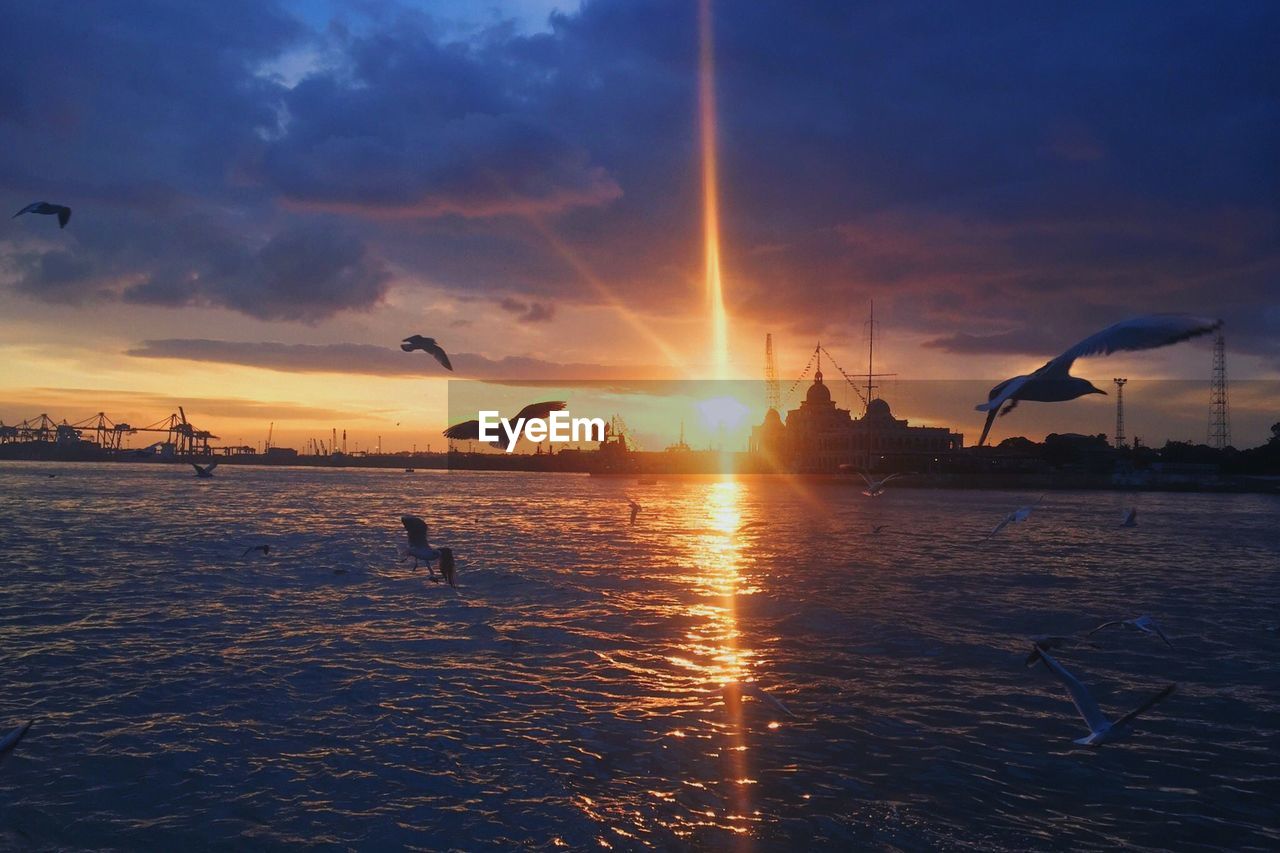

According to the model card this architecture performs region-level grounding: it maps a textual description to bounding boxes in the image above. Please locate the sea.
[0,462,1277,851]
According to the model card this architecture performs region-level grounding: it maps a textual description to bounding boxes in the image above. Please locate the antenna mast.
[1113,378,1127,448]
[764,333,780,411]
[866,299,875,407]
[1208,329,1230,449]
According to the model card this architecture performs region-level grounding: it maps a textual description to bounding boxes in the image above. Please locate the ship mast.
[866,299,875,407]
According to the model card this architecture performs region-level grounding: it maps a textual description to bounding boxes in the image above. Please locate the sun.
[696,395,750,434]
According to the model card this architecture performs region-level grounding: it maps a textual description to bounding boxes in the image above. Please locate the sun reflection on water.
[684,478,760,847]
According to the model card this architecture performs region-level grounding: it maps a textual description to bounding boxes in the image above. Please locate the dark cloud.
[121,223,392,322]
[5,387,366,424]
[922,330,1051,357]
[498,297,556,323]
[125,338,676,380]
[1,0,1276,361]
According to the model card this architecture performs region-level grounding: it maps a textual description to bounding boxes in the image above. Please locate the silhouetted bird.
[976,314,1221,446]
[14,201,71,228]
[242,545,271,558]
[401,515,455,587]
[444,401,566,449]
[401,335,453,371]
[192,462,218,478]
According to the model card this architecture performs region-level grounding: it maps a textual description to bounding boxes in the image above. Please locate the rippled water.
[1,462,1277,851]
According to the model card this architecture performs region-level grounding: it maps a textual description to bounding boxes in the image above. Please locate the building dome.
[762,407,784,428]
[805,370,832,404]
[865,398,892,418]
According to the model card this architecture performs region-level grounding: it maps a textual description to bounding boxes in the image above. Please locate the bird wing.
[241,546,256,557]
[427,342,453,371]
[14,202,42,217]
[205,462,218,474]
[401,515,429,547]
[57,206,71,228]
[1037,649,1109,734]
[1043,315,1222,378]
[881,473,904,484]
[1132,616,1173,647]
[986,513,1014,539]
[745,683,798,718]
[0,719,33,757]
[976,373,1034,413]
[856,471,874,486]
[513,400,567,422]
[1085,620,1126,637]
[1113,683,1176,730]
[191,463,203,474]
[977,405,1001,447]
[443,419,481,441]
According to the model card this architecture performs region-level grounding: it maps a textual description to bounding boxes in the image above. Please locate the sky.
[1,0,1277,452]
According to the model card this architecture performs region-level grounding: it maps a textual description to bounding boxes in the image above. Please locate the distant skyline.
[2,1,1276,450]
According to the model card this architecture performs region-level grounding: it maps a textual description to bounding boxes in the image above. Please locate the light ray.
[522,214,687,370]
[699,0,731,381]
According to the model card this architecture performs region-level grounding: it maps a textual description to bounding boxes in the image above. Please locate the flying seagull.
[400,335,453,371]
[858,472,904,497]
[1028,646,1175,746]
[444,401,566,449]
[241,545,271,558]
[722,681,797,719]
[866,524,889,535]
[192,462,218,478]
[975,314,1222,446]
[0,719,33,760]
[627,498,641,526]
[14,201,71,228]
[986,497,1042,539]
[1087,615,1172,648]
[1120,507,1138,528]
[401,515,455,587]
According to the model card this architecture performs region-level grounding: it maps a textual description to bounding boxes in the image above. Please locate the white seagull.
[1120,507,1138,528]
[1029,646,1175,746]
[859,472,904,497]
[1087,615,1172,648]
[986,496,1042,539]
[192,462,218,478]
[14,201,71,228]
[401,515,455,587]
[0,719,33,759]
[444,401,566,449]
[627,498,641,526]
[400,335,453,371]
[975,314,1222,446]
[722,681,797,719]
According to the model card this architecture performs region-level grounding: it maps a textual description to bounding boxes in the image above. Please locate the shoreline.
[4,453,1277,494]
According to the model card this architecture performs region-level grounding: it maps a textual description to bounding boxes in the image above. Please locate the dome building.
[750,361,963,473]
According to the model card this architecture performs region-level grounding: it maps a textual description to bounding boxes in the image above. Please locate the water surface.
[1,462,1277,850]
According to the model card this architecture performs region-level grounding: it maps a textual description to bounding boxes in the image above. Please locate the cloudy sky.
[2,0,1276,451]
